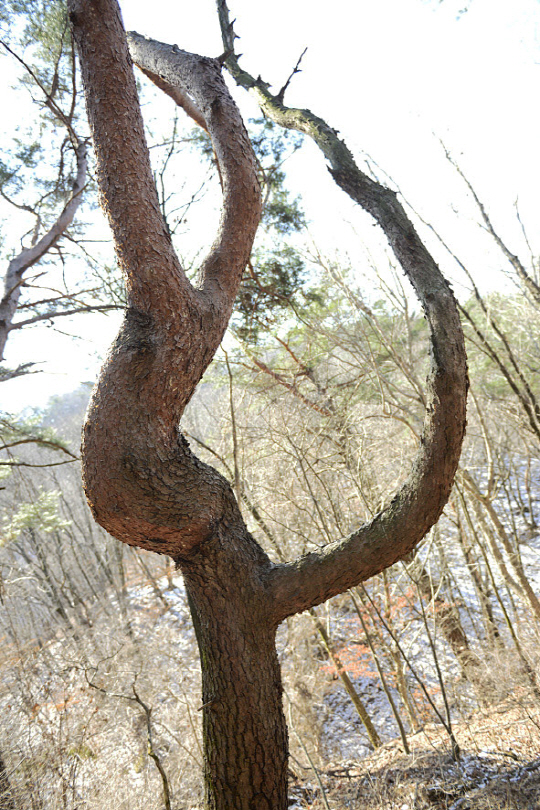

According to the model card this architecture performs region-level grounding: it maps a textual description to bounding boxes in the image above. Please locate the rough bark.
[182,530,288,809]
[69,2,281,806]
[70,1,262,556]
[71,1,468,807]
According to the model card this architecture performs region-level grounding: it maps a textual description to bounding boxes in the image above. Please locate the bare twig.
[277,47,307,102]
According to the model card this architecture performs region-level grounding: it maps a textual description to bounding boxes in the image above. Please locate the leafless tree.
[0,22,118,374]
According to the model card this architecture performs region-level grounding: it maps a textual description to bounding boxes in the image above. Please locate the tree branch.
[0,363,37,382]
[214,0,468,620]
[276,47,307,102]
[70,0,262,554]
[9,303,119,331]
[0,459,77,468]
[126,30,261,308]
[0,139,88,359]
[0,40,79,140]
[441,143,540,307]
[0,438,77,458]
[135,64,209,132]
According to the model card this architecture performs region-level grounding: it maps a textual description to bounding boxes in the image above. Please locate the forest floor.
[290,699,540,809]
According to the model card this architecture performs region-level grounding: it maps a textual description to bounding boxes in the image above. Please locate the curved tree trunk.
[69,1,468,807]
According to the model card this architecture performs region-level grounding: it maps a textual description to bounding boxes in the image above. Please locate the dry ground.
[290,700,540,809]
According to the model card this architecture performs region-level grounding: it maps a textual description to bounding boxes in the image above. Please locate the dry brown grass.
[290,699,540,809]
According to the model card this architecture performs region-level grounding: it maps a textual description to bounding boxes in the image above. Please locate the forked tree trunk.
[69,1,468,807]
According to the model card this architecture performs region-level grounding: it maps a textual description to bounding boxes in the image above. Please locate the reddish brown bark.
[70,0,261,556]
[70,1,468,807]
[183,530,288,809]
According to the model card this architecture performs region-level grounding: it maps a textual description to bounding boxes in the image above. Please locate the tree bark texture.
[70,1,468,807]
[70,0,261,556]
[182,531,288,809]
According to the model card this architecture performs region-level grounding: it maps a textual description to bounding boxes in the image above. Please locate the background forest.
[1,1,540,808]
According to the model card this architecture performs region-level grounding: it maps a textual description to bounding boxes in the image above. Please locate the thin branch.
[276,47,307,102]
[0,363,38,382]
[0,40,79,142]
[0,459,77,468]
[441,142,540,306]
[0,438,77,458]
[0,139,88,358]
[9,303,119,331]
[84,668,172,810]
[132,685,173,810]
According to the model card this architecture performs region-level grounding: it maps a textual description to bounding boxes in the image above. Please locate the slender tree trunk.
[414,565,488,697]
[455,512,501,648]
[391,647,421,732]
[460,471,540,621]
[309,611,381,749]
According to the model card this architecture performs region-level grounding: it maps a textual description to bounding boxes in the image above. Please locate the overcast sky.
[2,0,539,412]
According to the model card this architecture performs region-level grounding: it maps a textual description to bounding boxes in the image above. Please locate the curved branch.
[69,1,187,317]
[134,64,209,132]
[69,0,262,554]
[214,2,468,621]
[9,303,119,330]
[268,229,467,619]
[72,7,260,323]
[126,31,260,307]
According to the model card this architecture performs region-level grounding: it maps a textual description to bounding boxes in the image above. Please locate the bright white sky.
[2,0,539,412]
